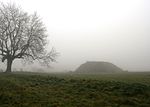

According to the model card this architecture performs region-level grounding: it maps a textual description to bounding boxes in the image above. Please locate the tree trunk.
[5,59,13,73]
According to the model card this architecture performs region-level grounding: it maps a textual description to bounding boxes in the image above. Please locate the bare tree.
[0,3,57,72]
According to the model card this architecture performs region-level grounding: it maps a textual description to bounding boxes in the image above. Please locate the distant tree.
[0,3,57,72]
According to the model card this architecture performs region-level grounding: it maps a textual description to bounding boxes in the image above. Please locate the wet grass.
[0,72,150,107]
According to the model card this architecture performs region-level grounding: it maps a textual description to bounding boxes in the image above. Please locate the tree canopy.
[0,3,57,72]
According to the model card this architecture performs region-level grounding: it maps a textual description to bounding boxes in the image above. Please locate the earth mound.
[75,61,123,73]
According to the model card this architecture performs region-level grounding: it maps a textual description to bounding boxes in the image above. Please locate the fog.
[1,0,150,71]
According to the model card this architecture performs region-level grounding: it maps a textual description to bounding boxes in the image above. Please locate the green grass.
[0,72,150,107]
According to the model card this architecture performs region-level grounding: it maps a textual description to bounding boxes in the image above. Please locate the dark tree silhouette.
[0,3,57,72]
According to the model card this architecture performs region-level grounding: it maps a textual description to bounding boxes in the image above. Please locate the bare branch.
[0,3,57,70]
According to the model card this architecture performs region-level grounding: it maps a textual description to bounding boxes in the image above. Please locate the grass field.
[0,72,150,107]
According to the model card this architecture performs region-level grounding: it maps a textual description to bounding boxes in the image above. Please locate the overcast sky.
[1,0,150,71]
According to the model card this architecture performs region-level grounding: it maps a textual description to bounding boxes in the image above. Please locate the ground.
[0,72,150,107]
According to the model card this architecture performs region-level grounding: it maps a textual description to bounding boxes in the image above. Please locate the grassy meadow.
[0,72,150,107]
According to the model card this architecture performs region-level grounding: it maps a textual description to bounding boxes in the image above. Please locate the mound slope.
[75,61,123,73]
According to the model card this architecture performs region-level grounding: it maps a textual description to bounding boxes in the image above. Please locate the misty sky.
[1,0,150,71]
